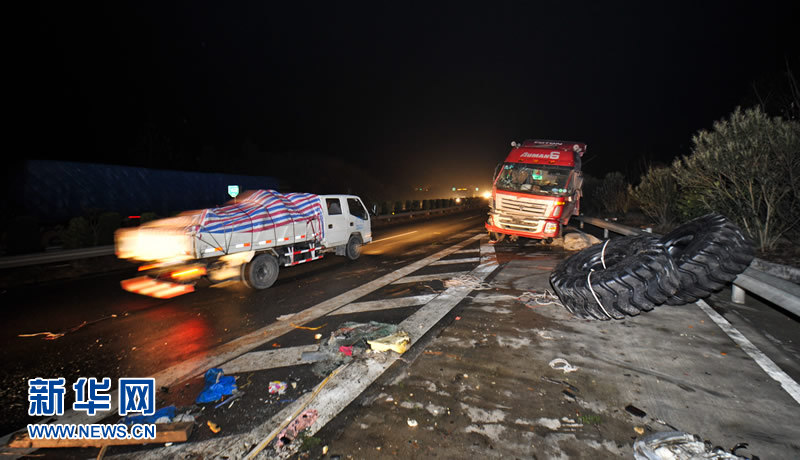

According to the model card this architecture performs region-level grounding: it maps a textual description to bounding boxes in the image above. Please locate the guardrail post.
[731,285,746,304]
[603,228,609,239]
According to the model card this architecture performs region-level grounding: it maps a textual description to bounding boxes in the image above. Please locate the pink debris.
[276,409,319,448]
[339,345,353,356]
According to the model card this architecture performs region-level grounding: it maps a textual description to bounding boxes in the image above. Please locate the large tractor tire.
[550,235,680,320]
[660,213,754,305]
[242,253,280,290]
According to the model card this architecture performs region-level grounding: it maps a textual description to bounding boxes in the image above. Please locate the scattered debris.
[269,381,288,395]
[276,409,319,449]
[633,431,758,459]
[314,333,323,340]
[519,290,564,308]
[196,368,237,404]
[214,392,242,408]
[339,345,353,356]
[368,331,411,354]
[548,358,579,373]
[207,420,221,434]
[407,418,418,428]
[626,404,647,417]
[290,323,327,331]
[18,314,120,340]
[306,321,400,376]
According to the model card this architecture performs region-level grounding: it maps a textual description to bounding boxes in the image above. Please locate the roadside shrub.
[594,172,631,215]
[672,106,800,250]
[62,216,93,249]
[629,166,679,228]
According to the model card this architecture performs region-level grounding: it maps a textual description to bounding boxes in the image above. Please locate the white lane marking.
[430,257,481,266]
[390,271,471,284]
[461,215,480,221]
[454,248,480,254]
[152,239,499,459]
[9,233,485,434]
[223,344,321,374]
[697,299,800,405]
[370,231,418,244]
[330,294,439,316]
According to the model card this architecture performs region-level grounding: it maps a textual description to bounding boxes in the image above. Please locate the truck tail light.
[544,221,559,235]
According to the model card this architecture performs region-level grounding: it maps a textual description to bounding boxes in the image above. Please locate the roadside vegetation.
[596,105,799,265]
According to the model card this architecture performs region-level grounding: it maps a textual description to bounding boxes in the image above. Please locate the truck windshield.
[495,163,572,196]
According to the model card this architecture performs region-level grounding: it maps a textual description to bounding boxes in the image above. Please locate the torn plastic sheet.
[196,368,237,403]
[633,431,758,460]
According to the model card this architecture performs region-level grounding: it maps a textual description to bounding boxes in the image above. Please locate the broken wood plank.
[7,422,193,449]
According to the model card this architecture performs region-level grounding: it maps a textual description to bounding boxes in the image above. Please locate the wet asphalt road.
[0,209,489,437]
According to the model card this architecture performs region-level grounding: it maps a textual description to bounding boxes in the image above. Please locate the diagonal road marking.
[430,257,480,265]
[329,294,439,316]
[390,271,470,284]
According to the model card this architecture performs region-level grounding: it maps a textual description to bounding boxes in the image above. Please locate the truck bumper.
[485,221,560,240]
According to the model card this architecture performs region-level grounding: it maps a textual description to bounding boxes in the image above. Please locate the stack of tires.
[549,214,755,320]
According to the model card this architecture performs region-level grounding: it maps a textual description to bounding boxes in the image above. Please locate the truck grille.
[496,217,544,233]
[496,194,549,218]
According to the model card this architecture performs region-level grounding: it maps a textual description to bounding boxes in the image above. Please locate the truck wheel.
[346,235,362,261]
[660,213,754,305]
[549,236,680,320]
[242,253,279,290]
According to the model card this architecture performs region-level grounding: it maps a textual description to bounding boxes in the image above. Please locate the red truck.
[486,140,586,243]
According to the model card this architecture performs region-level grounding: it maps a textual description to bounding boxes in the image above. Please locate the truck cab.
[319,194,373,251]
[486,140,586,242]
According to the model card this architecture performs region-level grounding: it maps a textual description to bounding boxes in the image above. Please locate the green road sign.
[228,185,240,198]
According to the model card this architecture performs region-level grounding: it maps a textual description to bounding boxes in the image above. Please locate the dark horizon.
[10,1,798,193]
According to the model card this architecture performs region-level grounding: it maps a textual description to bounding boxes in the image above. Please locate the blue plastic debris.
[121,405,176,425]
[196,368,237,404]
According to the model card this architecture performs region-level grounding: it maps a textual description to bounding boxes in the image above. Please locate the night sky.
[12,1,798,196]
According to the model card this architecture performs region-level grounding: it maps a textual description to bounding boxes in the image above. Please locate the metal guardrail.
[572,216,800,317]
[0,205,482,270]
[0,246,116,270]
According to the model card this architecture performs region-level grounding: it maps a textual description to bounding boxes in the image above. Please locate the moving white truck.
[115,189,372,298]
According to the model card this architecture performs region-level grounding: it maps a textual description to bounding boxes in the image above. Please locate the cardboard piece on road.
[7,422,194,449]
[368,331,411,354]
